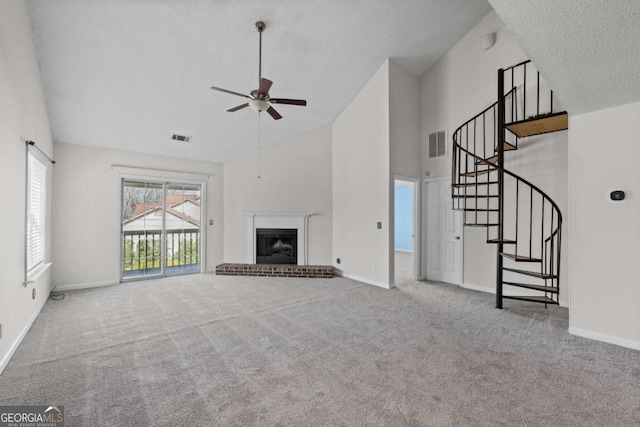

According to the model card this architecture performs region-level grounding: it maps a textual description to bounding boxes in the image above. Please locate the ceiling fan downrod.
[256,21,265,88]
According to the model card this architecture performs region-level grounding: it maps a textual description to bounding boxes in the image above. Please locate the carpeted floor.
[394,250,414,285]
[1,267,638,426]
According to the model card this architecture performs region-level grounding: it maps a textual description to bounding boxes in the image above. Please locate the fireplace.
[256,228,298,264]
[244,212,313,265]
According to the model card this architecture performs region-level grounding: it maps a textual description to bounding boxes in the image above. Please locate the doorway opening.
[121,179,203,281]
[394,178,419,285]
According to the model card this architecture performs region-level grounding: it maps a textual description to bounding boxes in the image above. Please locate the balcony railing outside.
[122,228,200,277]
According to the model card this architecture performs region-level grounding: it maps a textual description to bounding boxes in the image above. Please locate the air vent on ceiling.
[171,134,191,143]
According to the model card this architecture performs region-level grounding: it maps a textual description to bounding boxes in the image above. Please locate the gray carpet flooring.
[1,263,638,426]
[394,251,414,285]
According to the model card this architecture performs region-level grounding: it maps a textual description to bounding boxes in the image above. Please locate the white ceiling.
[488,0,640,115]
[27,0,491,163]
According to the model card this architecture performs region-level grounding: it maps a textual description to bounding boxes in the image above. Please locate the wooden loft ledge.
[505,112,568,138]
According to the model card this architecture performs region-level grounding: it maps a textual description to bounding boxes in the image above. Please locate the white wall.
[389,60,421,280]
[568,102,640,349]
[0,1,54,372]
[51,143,224,287]
[223,125,333,265]
[421,11,527,178]
[389,60,421,179]
[332,60,391,287]
[419,11,569,301]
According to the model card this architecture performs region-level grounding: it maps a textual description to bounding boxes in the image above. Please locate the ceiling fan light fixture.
[249,98,270,112]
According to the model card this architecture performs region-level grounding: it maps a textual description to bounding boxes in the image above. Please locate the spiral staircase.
[452,60,567,308]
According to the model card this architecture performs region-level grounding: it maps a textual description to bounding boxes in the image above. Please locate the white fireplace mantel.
[243,212,315,265]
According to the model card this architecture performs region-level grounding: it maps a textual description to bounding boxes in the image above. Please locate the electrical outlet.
[209,219,214,225]
[32,288,36,299]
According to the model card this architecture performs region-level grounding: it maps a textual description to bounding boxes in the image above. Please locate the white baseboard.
[462,282,569,308]
[334,270,393,289]
[53,279,119,292]
[461,282,493,293]
[0,293,49,374]
[568,327,640,351]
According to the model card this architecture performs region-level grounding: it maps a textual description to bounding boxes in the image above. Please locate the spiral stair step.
[503,281,558,294]
[502,295,558,304]
[500,253,542,262]
[503,267,557,279]
[505,112,568,138]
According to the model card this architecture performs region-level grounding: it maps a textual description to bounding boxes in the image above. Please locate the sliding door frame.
[117,173,207,283]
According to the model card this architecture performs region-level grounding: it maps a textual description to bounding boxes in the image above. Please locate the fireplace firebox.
[256,228,298,264]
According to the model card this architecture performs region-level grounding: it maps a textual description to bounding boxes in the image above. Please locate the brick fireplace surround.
[215,263,333,278]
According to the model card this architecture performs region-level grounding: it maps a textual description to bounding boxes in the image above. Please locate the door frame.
[422,176,464,285]
[392,175,421,283]
[117,173,207,282]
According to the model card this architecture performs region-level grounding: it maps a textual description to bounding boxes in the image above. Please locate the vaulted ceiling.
[27,0,492,163]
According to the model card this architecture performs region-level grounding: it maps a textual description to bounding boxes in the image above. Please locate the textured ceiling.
[27,0,491,163]
[488,0,640,115]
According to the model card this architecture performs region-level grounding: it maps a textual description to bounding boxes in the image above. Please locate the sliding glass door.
[164,183,202,276]
[121,179,203,281]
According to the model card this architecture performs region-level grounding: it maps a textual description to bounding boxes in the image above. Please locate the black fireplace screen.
[256,228,297,264]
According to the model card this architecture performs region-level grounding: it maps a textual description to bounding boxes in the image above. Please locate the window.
[428,130,446,159]
[26,146,49,274]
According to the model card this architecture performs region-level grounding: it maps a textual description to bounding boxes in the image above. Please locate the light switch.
[209,219,214,225]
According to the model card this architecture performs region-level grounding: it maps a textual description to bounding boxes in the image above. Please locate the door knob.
[455,236,460,240]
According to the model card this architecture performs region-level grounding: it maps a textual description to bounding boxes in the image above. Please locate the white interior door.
[423,178,462,284]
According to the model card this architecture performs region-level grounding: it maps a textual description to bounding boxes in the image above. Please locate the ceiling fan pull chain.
[257,112,262,179]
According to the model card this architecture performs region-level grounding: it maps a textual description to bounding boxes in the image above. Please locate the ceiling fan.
[210,21,307,120]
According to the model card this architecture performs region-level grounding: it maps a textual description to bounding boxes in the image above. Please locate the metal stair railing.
[451,60,563,308]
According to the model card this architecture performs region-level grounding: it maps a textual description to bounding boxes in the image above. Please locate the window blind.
[26,148,48,273]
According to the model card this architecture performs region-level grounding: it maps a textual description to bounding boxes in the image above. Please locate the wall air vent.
[428,130,446,159]
[171,134,191,143]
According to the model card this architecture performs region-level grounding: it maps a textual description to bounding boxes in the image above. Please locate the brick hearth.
[215,263,333,278]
